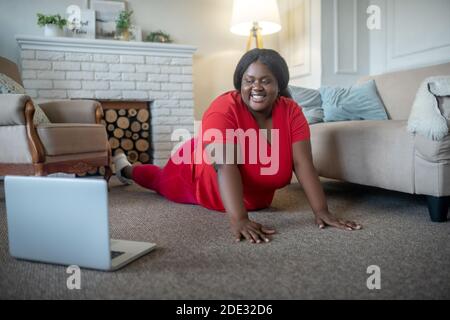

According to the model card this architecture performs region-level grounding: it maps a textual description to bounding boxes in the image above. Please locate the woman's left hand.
[314,210,362,231]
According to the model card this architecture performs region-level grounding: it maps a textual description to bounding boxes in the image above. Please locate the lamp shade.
[230,0,282,36]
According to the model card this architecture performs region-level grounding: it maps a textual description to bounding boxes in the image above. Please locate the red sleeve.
[290,103,310,143]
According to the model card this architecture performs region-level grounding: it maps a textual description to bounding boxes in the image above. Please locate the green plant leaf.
[37,13,67,29]
[116,10,133,31]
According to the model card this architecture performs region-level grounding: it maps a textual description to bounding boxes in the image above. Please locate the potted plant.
[115,10,133,41]
[146,30,173,43]
[37,13,67,37]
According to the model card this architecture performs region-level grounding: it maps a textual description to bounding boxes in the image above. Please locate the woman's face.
[240,60,279,115]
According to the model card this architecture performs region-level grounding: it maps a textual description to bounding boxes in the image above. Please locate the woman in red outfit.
[113,49,362,244]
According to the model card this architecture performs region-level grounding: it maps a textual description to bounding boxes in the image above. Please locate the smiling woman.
[240,61,279,116]
[113,48,362,244]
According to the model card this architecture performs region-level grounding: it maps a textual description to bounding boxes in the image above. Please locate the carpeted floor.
[0,177,449,299]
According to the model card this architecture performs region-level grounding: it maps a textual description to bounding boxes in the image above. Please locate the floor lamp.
[230,0,282,51]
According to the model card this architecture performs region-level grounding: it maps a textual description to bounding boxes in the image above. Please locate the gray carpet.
[0,177,449,299]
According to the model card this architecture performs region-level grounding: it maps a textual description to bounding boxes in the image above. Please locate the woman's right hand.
[230,217,276,243]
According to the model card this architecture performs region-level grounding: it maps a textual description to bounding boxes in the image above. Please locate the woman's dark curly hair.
[233,48,291,98]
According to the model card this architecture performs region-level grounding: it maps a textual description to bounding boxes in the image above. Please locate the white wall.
[5,0,449,112]
[279,0,322,89]
[0,0,279,120]
[277,0,450,89]
[0,0,88,62]
[369,0,450,75]
[321,0,370,87]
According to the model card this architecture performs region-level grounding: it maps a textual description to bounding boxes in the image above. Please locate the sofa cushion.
[310,120,414,194]
[289,85,324,124]
[0,73,50,126]
[320,80,388,122]
[37,123,107,156]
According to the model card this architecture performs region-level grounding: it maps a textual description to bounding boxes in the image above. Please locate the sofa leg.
[426,196,449,222]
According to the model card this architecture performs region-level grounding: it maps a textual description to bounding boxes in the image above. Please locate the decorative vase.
[44,24,63,37]
[122,29,130,41]
[116,28,130,41]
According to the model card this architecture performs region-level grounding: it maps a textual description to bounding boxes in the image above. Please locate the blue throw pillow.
[288,85,324,124]
[320,80,388,122]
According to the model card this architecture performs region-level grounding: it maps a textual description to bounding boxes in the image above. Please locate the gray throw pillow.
[0,73,51,126]
[288,85,324,124]
[319,80,388,122]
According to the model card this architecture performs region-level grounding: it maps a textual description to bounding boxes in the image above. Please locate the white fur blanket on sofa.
[407,76,450,141]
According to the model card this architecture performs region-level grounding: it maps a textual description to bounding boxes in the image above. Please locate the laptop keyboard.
[111,250,126,259]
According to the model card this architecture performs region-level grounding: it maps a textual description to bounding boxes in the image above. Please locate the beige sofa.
[310,62,450,222]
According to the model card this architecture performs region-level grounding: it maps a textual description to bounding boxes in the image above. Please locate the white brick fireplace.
[16,35,196,167]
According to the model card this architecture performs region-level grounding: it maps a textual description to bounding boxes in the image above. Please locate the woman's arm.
[292,140,361,230]
[216,164,276,243]
[213,143,276,243]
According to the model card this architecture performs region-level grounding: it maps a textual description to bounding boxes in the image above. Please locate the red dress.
[132,90,310,212]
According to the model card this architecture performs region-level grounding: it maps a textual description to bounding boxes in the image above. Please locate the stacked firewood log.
[78,103,151,176]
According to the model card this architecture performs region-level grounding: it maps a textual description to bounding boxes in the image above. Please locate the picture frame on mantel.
[90,0,126,39]
[66,6,96,39]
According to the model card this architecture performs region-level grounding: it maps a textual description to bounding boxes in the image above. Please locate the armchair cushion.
[37,123,108,156]
[38,100,101,124]
[0,73,50,126]
[0,94,29,125]
[0,125,33,163]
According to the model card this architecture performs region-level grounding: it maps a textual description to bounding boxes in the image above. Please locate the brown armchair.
[0,56,112,180]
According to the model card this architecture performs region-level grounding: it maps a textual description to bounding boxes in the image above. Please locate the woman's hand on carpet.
[230,217,276,243]
[314,210,362,231]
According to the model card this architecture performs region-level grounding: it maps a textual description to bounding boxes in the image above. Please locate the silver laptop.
[4,175,156,271]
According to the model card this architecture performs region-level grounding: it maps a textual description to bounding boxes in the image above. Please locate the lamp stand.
[246,22,263,51]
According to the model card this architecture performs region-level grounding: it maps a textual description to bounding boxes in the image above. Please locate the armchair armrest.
[0,94,31,125]
[38,100,103,124]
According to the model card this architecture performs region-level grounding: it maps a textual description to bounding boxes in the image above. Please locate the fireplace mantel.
[16,34,197,167]
[16,35,196,57]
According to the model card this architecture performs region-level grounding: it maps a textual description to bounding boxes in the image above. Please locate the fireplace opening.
[79,100,152,177]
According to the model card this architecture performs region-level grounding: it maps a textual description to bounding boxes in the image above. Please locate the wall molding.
[333,0,358,74]
[16,35,197,57]
[280,0,312,80]
[386,0,450,70]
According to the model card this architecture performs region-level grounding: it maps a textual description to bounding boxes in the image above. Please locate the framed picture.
[73,10,96,38]
[90,0,126,39]
[66,5,96,38]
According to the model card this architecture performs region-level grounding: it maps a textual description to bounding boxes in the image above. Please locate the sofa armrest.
[38,100,103,124]
[0,94,31,125]
[414,133,450,162]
